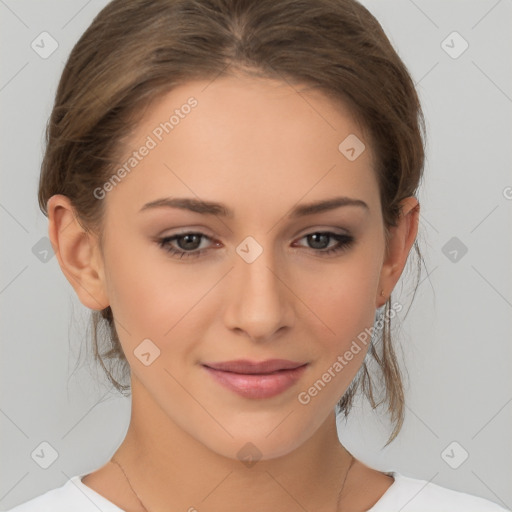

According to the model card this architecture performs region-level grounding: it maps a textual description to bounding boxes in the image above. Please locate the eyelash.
[157,231,355,260]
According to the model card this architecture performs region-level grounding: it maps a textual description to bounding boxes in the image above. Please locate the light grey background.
[1,0,511,509]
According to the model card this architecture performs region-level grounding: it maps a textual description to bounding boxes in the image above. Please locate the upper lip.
[202,359,307,374]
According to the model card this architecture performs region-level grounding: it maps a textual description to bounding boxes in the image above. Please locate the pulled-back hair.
[38,0,426,445]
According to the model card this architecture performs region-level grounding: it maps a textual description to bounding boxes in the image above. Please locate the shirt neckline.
[70,474,126,511]
[71,471,402,511]
[365,471,403,510]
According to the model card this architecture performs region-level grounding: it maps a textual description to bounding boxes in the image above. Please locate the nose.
[223,243,295,342]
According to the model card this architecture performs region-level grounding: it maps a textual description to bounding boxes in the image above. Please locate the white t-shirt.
[5,471,510,511]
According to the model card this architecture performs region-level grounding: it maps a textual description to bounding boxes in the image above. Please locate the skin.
[48,74,419,512]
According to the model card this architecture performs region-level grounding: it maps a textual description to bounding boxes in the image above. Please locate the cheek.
[296,250,381,369]
[303,259,379,328]
[103,236,199,340]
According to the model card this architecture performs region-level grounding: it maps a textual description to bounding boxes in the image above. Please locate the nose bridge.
[225,235,292,340]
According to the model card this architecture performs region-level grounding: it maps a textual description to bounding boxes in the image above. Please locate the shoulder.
[369,471,510,512]
[4,475,124,512]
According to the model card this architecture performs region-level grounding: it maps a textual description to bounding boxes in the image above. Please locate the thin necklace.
[111,451,355,512]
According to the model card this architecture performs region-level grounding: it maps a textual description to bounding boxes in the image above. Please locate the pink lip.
[201,359,309,399]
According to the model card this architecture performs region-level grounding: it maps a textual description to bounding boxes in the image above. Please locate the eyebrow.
[139,196,369,218]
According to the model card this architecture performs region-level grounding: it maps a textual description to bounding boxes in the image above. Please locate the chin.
[192,409,328,463]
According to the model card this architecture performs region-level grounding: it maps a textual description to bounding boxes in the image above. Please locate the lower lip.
[202,364,308,399]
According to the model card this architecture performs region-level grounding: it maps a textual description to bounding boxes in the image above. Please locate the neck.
[112,375,355,512]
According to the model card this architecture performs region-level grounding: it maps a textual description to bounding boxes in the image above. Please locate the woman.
[7,0,509,510]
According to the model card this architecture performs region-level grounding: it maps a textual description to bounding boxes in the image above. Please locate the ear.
[376,196,420,308]
[47,194,109,311]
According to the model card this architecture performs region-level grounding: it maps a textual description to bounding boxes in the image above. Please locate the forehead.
[106,75,378,221]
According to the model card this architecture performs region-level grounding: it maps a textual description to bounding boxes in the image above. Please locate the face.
[92,75,388,460]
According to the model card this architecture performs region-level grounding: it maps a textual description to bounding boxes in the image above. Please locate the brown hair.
[38,0,426,445]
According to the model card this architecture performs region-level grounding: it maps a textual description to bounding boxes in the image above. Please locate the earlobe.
[47,194,109,311]
[376,197,420,308]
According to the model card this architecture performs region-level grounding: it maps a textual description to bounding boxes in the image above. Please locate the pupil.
[180,234,200,250]
[176,233,331,251]
[309,233,329,249]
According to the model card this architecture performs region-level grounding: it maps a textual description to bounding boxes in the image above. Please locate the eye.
[293,231,355,256]
[157,230,354,260]
[157,232,217,259]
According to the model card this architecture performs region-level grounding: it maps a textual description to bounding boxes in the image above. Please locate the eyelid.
[293,225,352,239]
[157,225,351,243]
[156,225,216,237]
[156,227,355,261]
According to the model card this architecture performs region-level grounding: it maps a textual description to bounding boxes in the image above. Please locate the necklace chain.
[111,451,354,512]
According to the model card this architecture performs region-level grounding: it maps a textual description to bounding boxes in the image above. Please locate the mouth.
[201,359,309,399]
[202,358,307,374]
